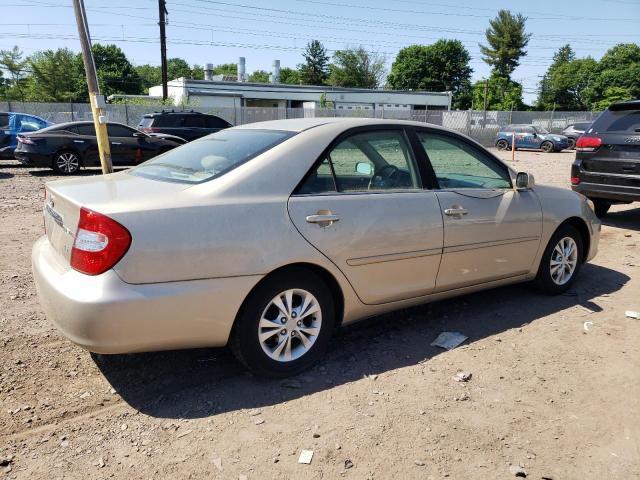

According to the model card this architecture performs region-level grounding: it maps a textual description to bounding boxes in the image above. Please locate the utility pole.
[159,0,168,101]
[482,78,488,129]
[72,0,112,174]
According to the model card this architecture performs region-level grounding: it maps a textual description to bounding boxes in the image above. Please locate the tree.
[588,43,640,105]
[213,63,237,76]
[538,57,598,110]
[26,48,85,102]
[479,10,531,78]
[91,44,142,96]
[592,86,633,111]
[328,47,385,89]
[299,40,329,85]
[191,64,204,80]
[248,70,270,83]
[135,64,161,92]
[538,44,576,109]
[0,46,27,101]
[279,67,301,85]
[387,40,472,108]
[167,58,191,80]
[472,73,524,110]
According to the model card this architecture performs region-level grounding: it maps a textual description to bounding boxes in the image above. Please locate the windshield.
[130,129,294,184]
[534,126,549,134]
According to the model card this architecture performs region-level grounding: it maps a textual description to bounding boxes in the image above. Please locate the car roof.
[144,111,215,117]
[233,117,457,133]
[35,121,131,133]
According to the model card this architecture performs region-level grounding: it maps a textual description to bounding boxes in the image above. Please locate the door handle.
[306,213,340,226]
[111,142,122,145]
[444,206,468,216]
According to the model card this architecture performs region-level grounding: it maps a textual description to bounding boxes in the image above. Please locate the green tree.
[588,43,640,106]
[387,40,472,108]
[25,48,85,102]
[592,86,633,111]
[91,44,142,96]
[539,57,598,111]
[299,40,329,85]
[248,70,270,83]
[479,10,531,78]
[279,67,301,85]
[472,73,524,110]
[538,45,576,109]
[328,47,385,89]
[213,63,238,76]
[0,46,27,101]
[135,64,161,92]
[191,64,204,80]
[167,58,191,80]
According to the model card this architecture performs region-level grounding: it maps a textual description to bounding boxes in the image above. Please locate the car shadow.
[0,172,14,179]
[93,263,628,420]
[603,206,640,232]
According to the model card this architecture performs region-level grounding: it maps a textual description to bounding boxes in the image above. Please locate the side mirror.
[516,171,535,190]
[355,162,373,176]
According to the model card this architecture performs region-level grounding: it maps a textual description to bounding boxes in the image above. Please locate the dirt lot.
[1,149,639,479]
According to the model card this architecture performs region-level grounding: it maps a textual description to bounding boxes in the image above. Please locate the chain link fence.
[0,101,601,147]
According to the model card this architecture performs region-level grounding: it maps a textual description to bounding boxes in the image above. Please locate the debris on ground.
[583,321,593,332]
[509,465,527,477]
[212,456,223,472]
[298,450,313,464]
[414,460,426,466]
[625,310,640,320]
[431,332,468,350]
[452,371,472,382]
[344,459,353,469]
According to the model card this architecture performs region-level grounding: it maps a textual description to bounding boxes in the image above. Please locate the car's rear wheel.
[535,224,583,294]
[230,268,335,378]
[591,199,611,218]
[52,151,80,175]
[567,137,577,149]
[496,139,509,150]
[541,141,554,153]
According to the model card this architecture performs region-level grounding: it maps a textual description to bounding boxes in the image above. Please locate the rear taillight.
[70,208,131,276]
[18,135,35,145]
[141,127,160,133]
[570,176,580,185]
[576,136,602,152]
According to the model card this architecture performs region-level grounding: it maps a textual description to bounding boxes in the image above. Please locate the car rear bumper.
[572,181,640,203]
[14,151,51,167]
[32,236,262,354]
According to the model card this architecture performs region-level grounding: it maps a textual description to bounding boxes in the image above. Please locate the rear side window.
[107,124,136,137]
[205,116,230,128]
[152,115,182,127]
[131,129,293,184]
[183,115,205,128]
[0,114,9,129]
[75,124,96,135]
[591,109,640,133]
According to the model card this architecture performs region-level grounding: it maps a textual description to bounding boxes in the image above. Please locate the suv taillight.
[70,208,131,275]
[18,135,35,145]
[576,136,602,152]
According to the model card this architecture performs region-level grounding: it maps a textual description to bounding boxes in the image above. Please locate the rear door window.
[183,115,205,128]
[107,124,137,137]
[153,115,182,127]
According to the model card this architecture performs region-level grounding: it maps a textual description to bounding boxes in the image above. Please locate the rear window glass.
[139,117,153,128]
[591,109,640,133]
[130,129,294,184]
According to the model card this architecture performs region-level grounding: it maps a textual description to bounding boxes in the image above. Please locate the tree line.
[0,9,638,111]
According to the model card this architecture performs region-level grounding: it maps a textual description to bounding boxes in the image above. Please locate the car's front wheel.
[52,151,81,175]
[535,224,583,294]
[540,141,554,153]
[230,268,335,378]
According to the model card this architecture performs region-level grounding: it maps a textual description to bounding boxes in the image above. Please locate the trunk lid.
[43,171,191,264]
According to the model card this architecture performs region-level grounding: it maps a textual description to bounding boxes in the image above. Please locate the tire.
[592,199,611,218]
[535,224,583,294]
[567,137,577,150]
[52,150,81,175]
[229,268,335,378]
[541,141,554,153]
[496,139,509,150]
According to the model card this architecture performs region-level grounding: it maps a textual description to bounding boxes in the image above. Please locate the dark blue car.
[0,112,51,159]
[495,124,570,153]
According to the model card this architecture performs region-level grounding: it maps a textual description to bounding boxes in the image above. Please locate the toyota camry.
[33,118,601,377]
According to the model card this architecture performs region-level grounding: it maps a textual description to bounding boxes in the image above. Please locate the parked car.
[571,100,640,217]
[138,110,232,142]
[33,118,600,377]
[14,121,184,174]
[562,122,592,149]
[495,124,570,153]
[0,112,50,159]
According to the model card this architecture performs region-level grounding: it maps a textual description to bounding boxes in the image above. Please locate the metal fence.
[0,101,601,147]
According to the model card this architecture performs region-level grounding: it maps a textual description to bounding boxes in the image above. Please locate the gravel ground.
[1,149,639,479]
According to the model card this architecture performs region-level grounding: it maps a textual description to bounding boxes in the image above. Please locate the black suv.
[138,111,232,142]
[571,100,640,217]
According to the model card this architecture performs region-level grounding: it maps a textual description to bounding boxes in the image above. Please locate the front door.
[288,128,443,305]
[107,124,141,165]
[415,130,542,291]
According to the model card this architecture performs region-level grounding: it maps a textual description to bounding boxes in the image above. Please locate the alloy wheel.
[258,288,322,362]
[550,236,578,285]
[56,152,79,173]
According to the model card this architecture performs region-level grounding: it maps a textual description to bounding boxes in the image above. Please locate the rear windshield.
[139,117,153,128]
[130,129,294,184]
[590,109,640,133]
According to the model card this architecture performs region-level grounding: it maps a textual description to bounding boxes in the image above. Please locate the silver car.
[33,118,601,377]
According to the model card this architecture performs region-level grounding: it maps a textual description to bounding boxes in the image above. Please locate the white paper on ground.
[298,450,314,464]
[430,332,468,350]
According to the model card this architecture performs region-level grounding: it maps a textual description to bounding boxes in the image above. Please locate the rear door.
[578,106,640,180]
[180,115,207,141]
[288,127,443,305]
[107,124,139,165]
[0,113,12,156]
[415,129,542,291]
